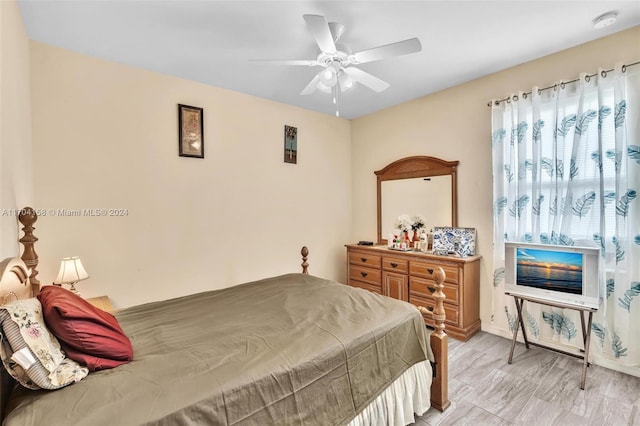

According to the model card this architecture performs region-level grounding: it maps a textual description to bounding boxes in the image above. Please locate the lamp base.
[67,282,80,295]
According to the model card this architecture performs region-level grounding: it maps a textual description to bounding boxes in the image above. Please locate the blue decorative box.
[432,227,477,257]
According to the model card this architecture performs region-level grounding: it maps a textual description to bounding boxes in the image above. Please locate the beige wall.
[0,0,32,258]
[31,42,351,307]
[350,26,640,334]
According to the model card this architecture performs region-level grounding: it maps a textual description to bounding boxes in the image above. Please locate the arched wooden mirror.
[376,156,458,244]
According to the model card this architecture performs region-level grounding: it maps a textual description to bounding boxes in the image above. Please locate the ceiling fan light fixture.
[316,81,332,94]
[338,73,354,92]
[320,67,337,86]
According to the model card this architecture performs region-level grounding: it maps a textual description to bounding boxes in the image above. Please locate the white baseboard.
[480,324,640,378]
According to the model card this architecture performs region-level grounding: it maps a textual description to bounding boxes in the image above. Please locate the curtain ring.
[622,65,627,73]
[560,82,566,89]
[553,83,558,91]
[585,75,591,82]
[522,92,528,99]
[506,97,511,103]
[537,88,542,95]
[601,70,608,78]
[512,95,518,101]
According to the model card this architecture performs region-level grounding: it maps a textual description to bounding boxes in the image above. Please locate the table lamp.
[54,256,89,294]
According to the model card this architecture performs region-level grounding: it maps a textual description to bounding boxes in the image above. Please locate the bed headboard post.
[300,246,309,274]
[18,207,40,296]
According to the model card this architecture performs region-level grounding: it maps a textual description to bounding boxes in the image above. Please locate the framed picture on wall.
[284,125,297,164]
[178,104,204,158]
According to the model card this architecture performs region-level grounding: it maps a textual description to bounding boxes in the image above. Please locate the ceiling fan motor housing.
[317,50,350,68]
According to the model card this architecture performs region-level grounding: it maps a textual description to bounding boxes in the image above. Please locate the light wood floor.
[414,331,640,425]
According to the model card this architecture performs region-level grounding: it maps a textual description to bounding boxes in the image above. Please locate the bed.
[0,207,449,425]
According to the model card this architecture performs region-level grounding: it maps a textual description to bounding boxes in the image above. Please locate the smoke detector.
[593,12,617,29]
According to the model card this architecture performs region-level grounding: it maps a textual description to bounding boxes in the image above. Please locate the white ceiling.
[17,1,640,119]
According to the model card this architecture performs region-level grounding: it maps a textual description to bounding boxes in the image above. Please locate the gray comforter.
[5,273,430,425]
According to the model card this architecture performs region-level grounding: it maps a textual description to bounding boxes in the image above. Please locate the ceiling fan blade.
[350,37,422,64]
[303,14,337,54]
[248,59,319,66]
[300,72,322,95]
[343,67,390,92]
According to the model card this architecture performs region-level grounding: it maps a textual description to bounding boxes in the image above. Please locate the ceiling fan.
[251,14,422,116]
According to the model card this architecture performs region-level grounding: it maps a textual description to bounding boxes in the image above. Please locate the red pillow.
[38,285,133,371]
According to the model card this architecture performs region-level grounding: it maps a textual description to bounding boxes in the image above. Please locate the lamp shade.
[54,257,89,284]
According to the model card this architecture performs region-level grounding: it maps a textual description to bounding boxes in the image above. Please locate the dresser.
[346,244,481,341]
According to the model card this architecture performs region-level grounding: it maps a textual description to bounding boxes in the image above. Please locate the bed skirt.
[347,360,431,426]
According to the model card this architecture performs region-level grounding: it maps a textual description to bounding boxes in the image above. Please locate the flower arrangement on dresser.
[394,214,413,233]
[410,215,425,232]
[391,214,427,250]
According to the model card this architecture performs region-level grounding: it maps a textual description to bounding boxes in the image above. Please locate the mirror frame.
[375,156,459,244]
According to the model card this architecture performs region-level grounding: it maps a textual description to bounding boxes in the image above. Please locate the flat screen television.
[504,242,600,309]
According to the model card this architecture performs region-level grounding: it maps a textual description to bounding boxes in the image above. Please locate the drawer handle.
[427,268,434,274]
[361,257,367,263]
[390,262,398,268]
[360,272,368,278]
[428,286,436,293]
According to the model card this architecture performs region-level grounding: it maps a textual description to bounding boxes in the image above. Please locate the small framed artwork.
[284,125,297,164]
[178,104,204,158]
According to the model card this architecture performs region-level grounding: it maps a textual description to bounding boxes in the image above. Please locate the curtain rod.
[487,60,640,107]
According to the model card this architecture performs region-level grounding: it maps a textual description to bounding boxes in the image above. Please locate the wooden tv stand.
[505,292,597,390]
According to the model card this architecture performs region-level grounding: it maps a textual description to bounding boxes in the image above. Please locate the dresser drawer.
[349,265,382,286]
[409,294,459,326]
[349,279,382,294]
[409,261,459,283]
[349,252,382,268]
[382,257,409,273]
[410,276,459,305]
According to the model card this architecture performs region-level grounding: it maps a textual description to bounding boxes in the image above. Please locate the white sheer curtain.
[491,64,640,368]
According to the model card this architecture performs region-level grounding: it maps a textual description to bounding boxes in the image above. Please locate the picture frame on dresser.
[178,104,204,158]
[433,226,477,257]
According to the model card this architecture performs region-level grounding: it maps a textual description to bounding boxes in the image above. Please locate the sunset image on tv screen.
[516,248,583,294]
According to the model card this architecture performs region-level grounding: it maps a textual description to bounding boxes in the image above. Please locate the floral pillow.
[0,298,88,390]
